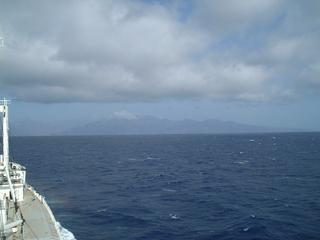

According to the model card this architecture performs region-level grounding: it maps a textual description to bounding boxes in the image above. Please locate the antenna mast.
[0,37,17,202]
[0,36,3,48]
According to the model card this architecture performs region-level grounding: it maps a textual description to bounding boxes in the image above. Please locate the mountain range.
[60,116,294,136]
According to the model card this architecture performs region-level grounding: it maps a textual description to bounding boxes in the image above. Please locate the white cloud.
[0,0,319,103]
[112,110,137,120]
[191,0,284,35]
[299,62,320,89]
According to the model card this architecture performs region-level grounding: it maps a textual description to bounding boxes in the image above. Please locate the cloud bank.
[0,0,319,103]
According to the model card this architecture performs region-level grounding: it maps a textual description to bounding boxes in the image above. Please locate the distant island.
[63,116,298,136]
[11,115,299,136]
[10,115,302,136]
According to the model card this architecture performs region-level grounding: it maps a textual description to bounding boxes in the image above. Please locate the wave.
[162,188,177,192]
[57,222,76,240]
[96,208,107,213]
[169,213,180,220]
[233,160,249,165]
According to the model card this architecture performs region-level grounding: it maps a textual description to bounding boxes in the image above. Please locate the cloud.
[299,62,320,91]
[112,110,137,120]
[191,0,284,35]
[0,0,319,103]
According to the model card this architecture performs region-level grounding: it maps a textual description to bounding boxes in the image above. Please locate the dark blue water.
[10,133,320,240]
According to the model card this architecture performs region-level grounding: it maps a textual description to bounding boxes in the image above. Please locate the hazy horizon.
[1,0,320,131]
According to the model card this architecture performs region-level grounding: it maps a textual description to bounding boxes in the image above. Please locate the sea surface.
[11,133,320,240]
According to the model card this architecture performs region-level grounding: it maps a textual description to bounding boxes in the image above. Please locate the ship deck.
[9,186,60,240]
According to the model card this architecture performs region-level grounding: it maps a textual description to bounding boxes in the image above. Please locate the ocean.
[11,133,320,240]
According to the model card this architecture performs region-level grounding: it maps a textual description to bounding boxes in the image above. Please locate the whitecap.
[146,156,160,160]
[57,222,76,240]
[127,158,144,162]
[243,227,250,232]
[96,208,107,213]
[233,160,249,165]
[162,188,177,192]
[169,213,179,219]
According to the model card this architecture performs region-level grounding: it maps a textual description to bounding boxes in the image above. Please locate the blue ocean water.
[10,133,320,240]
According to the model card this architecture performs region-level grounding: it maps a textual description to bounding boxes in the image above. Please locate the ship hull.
[9,185,61,240]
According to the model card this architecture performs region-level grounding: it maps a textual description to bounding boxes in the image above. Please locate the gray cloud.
[191,0,285,36]
[0,0,319,103]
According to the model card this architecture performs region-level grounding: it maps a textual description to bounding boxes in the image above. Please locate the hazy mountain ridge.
[62,116,294,136]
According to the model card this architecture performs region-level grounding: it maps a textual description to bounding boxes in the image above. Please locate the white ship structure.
[0,99,66,239]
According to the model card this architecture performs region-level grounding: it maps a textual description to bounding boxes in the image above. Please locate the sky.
[0,0,320,131]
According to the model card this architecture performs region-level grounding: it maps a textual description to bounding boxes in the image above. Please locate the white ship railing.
[26,185,62,238]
